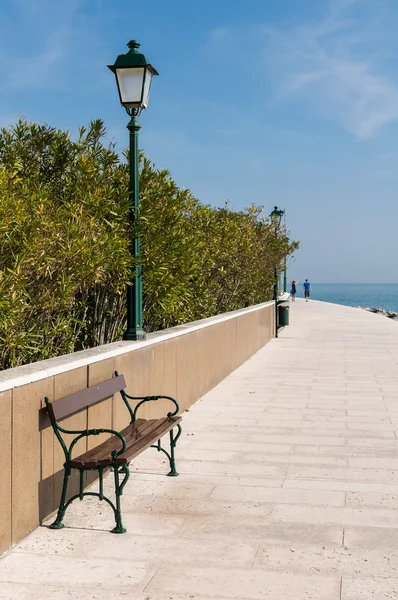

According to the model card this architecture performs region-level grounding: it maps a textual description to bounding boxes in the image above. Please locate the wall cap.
[0,301,274,392]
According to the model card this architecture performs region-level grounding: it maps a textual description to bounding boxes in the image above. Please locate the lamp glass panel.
[116,67,145,107]
[141,68,153,108]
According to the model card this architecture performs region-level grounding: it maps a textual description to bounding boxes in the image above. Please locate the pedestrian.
[303,279,311,302]
[290,280,297,302]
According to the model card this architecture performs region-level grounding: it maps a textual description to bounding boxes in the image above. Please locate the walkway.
[2,299,398,599]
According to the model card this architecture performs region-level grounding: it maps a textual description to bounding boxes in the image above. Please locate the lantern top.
[108,40,159,75]
[270,206,285,219]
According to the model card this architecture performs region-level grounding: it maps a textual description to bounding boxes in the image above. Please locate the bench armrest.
[131,395,180,421]
[114,371,179,422]
[54,423,127,462]
[121,391,179,422]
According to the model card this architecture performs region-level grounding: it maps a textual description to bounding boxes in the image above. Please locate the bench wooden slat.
[69,416,181,468]
[117,417,181,464]
[50,375,127,422]
[70,418,157,465]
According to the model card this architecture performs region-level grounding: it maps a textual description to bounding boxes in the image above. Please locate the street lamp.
[270,206,285,338]
[283,211,287,293]
[108,40,158,340]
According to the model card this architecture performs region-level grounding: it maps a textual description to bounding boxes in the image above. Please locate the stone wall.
[0,301,275,555]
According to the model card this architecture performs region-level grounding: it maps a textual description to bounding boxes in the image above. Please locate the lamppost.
[283,259,287,293]
[270,206,285,338]
[283,214,287,294]
[108,40,158,340]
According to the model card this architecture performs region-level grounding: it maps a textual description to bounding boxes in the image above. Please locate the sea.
[309,283,398,313]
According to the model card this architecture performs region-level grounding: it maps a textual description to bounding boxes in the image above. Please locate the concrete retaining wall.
[0,301,275,555]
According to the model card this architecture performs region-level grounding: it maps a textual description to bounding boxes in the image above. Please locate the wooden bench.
[45,371,182,533]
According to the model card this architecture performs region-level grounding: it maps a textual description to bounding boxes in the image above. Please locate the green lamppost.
[108,40,158,340]
[283,260,287,293]
[270,206,285,338]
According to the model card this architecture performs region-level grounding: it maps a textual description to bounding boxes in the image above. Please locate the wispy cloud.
[205,0,398,139]
[263,0,398,138]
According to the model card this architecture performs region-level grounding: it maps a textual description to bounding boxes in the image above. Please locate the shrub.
[0,119,298,369]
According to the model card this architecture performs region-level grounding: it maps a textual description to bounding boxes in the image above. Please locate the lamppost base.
[123,328,146,341]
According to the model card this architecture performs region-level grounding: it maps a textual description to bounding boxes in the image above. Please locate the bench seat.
[69,416,182,468]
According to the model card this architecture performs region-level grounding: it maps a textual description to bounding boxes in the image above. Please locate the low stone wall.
[0,301,275,555]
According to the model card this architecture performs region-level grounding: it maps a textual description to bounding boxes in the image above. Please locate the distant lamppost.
[283,212,287,293]
[108,40,158,340]
[270,206,285,338]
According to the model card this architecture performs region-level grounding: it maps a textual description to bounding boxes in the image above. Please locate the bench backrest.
[46,374,126,423]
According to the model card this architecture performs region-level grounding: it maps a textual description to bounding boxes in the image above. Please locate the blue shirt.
[303,281,311,290]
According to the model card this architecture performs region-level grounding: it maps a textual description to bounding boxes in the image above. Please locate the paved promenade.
[2,299,398,599]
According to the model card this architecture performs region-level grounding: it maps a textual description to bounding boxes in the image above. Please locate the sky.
[1,0,398,283]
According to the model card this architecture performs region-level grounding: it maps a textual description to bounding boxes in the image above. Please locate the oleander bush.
[0,118,298,369]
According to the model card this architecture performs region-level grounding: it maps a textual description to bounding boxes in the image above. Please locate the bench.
[45,371,182,534]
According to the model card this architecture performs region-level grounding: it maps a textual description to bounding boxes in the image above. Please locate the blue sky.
[1,0,398,283]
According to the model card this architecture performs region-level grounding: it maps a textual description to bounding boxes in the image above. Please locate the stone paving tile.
[159,458,288,478]
[348,457,398,469]
[190,416,260,426]
[145,564,341,600]
[14,527,101,557]
[299,429,395,438]
[347,422,397,430]
[346,491,398,509]
[171,448,238,462]
[287,465,398,482]
[284,478,398,494]
[125,495,273,519]
[345,525,398,549]
[253,543,398,577]
[0,583,45,600]
[235,451,348,466]
[209,485,345,506]
[36,591,216,600]
[132,470,285,489]
[183,518,343,546]
[272,504,398,528]
[294,444,398,457]
[85,533,257,567]
[0,553,157,589]
[302,415,392,423]
[182,431,252,443]
[123,479,215,499]
[247,434,346,446]
[255,418,348,429]
[341,577,398,599]
[347,438,398,448]
[188,440,294,453]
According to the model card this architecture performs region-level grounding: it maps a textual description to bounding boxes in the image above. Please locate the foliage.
[0,118,298,369]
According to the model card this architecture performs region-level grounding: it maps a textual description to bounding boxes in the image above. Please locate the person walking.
[290,280,297,302]
[303,279,311,302]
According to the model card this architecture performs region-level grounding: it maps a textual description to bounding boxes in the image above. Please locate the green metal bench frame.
[45,371,182,534]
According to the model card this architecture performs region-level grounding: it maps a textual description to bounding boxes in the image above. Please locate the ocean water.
[308,283,398,313]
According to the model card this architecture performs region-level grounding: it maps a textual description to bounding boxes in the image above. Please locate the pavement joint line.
[32,585,49,600]
[177,519,192,540]
[250,543,261,569]
[204,484,217,500]
[140,561,164,593]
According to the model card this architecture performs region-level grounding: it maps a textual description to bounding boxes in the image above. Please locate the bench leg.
[50,465,71,529]
[111,465,129,534]
[167,425,181,477]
